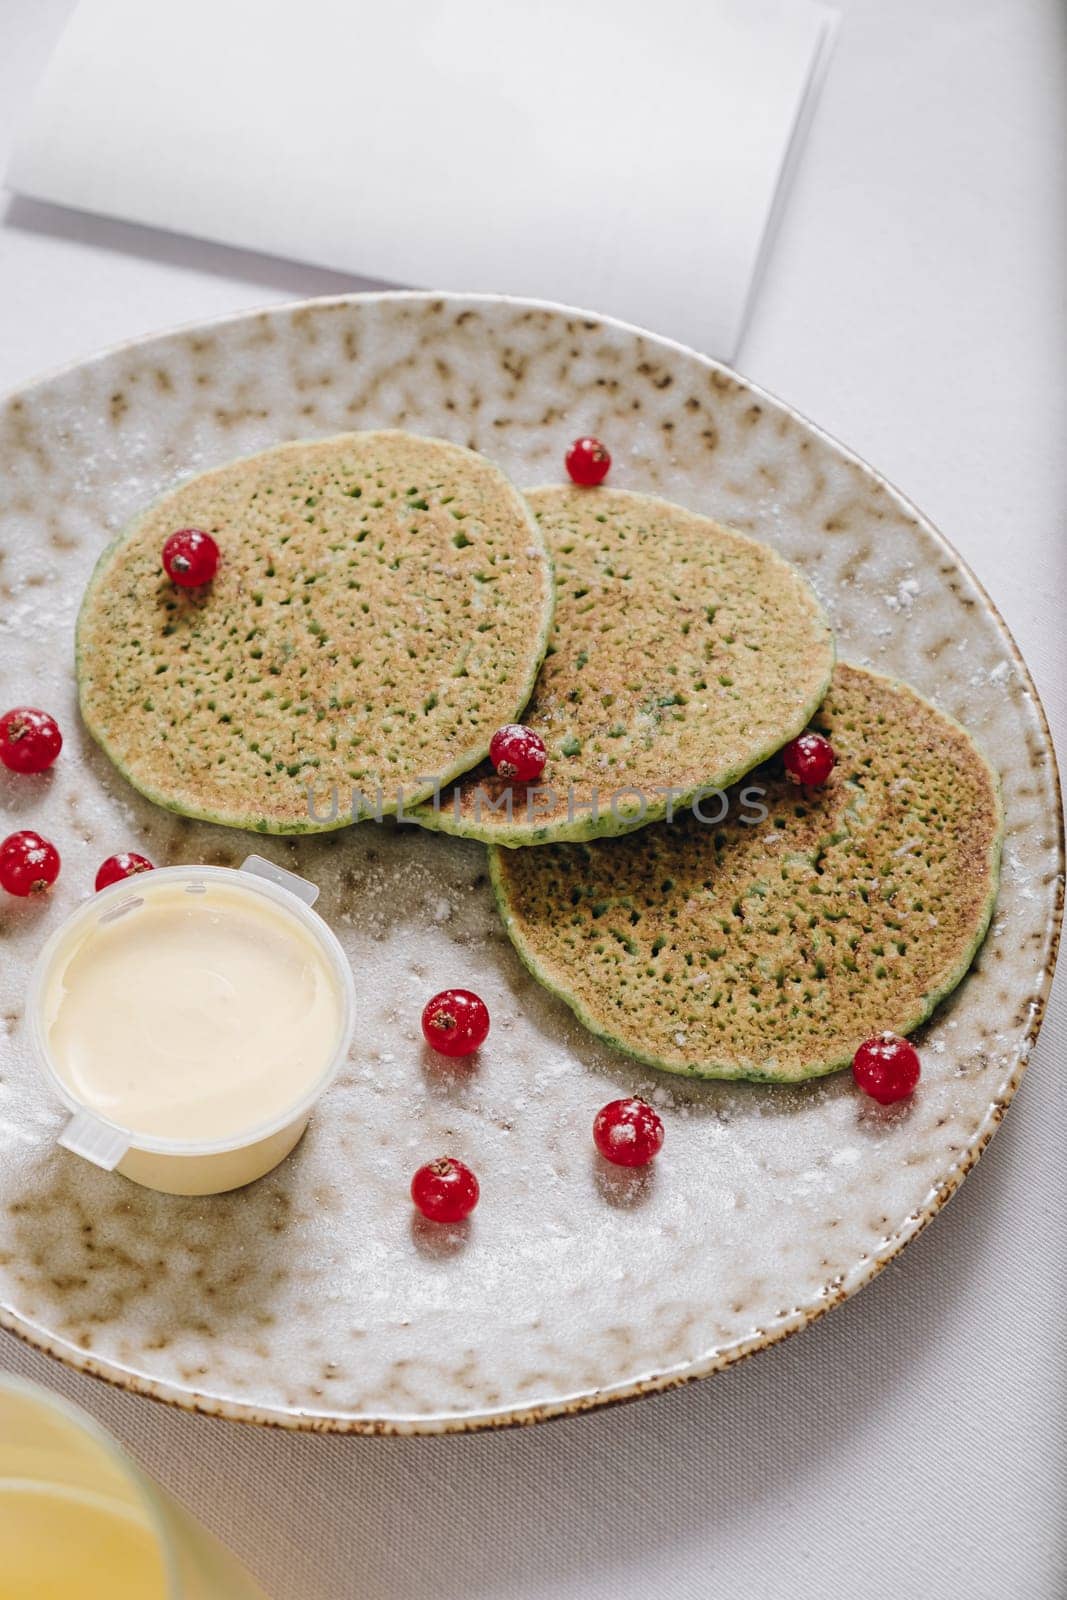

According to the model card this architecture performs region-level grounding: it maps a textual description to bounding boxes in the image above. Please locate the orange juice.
[0,1378,267,1598]
[0,1481,167,1598]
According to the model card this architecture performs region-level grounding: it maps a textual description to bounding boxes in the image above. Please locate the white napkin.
[7,0,836,359]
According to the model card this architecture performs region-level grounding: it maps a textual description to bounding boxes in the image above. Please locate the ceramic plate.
[0,295,1060,1433]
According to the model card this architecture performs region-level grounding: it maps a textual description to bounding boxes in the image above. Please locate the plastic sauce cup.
[27,856,355,1196]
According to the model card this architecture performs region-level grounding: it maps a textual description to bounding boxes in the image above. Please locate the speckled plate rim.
[1,291,1062,1436]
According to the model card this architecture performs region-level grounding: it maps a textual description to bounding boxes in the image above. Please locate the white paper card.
[8,0,836,358]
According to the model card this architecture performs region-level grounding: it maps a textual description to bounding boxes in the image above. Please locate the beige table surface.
[1,2,1064,1596]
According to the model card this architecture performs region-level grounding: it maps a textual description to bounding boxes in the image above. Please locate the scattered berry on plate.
[593,1097,665,1167]
[421,988,490,1057]
[95,852,155,892]
[0,707,62,774]
[162,528,219,587]
[0,830,61,896]
[852,1032,921,1104]
[782,731,835,786]
[565,436,611,486]
[489,724,547,782]
[411,1157,480,1223]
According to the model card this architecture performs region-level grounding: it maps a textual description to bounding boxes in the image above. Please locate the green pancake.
[491,664,1003,1082]
[413,485,834,846]
[77,431,554,833]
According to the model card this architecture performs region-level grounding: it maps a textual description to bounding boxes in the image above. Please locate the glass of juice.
[0,1376,268,1598]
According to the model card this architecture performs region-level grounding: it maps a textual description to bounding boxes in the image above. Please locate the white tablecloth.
[1,3,1064,1597]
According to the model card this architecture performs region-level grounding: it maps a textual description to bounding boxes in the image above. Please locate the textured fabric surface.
[1,2,1064,1597]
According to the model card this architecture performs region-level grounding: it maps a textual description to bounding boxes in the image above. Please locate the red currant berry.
[852,1032,921,1105]
[411,1157,480,1223]
[593,1097,665,1167]
[565,436,611,486]
[95,852,155,892]
[0,830,61,896]
[421,989,490,1057]
[782,731,836,786]
[489,724,547,782]
[0,707,62,774]
[162,529,219,587]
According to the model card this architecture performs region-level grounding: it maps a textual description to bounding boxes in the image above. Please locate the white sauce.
[44,880,343,1143]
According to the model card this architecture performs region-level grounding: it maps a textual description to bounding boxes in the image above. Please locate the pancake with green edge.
[412,485,834,846]
[491,664,1003,1083]
[76,431,554,833]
